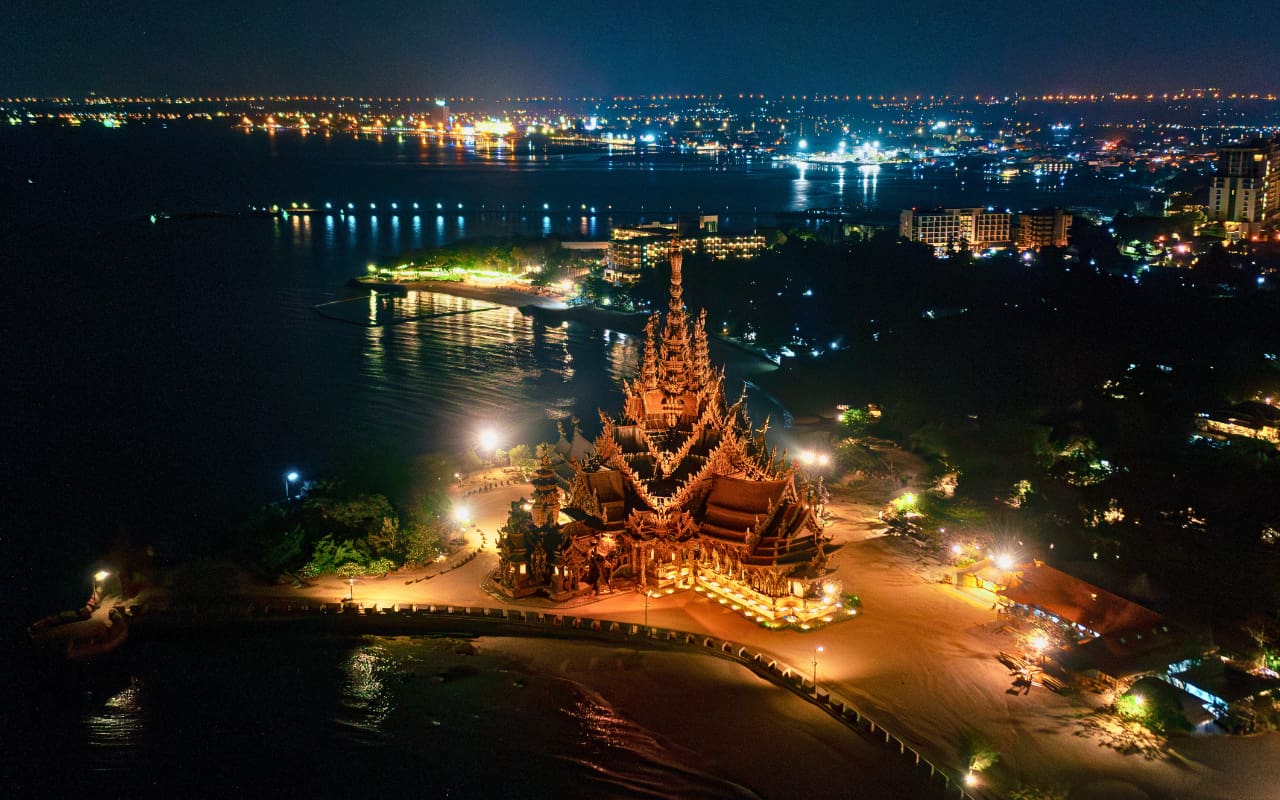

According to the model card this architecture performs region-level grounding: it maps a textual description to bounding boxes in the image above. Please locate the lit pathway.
[240,482,1275,799]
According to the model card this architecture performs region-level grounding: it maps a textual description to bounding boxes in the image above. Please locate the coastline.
[354,276,785,376]
[353,276,653,333]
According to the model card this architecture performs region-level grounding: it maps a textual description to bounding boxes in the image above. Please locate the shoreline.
[354,276,785,374]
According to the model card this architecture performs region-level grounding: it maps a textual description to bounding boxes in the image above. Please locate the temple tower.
[657,248,693,396]
[530,455,560,528]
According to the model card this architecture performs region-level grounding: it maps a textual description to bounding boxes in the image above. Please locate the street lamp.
[477,428,500,459]
[347,577,355,602]
[812,645,824,691]
[643,591,651,630]
[93,570,111,599]
[452,504,471,528]
[284,470,300,501]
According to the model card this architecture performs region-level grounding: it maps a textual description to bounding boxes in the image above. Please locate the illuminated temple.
[495,252,841,624]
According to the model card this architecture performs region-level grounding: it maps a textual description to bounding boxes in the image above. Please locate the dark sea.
[0,124,1152,797]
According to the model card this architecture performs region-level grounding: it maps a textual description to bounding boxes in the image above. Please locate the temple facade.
[495,252,840,624]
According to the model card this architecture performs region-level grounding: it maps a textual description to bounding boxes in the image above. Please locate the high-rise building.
[1208,141,1273,223]
[899,208,1012,255]
[1015,208,1073,250]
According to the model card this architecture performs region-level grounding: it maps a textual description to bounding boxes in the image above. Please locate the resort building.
[605,215,766,282]
[1014,208,1073,250]
[1195,400,1280,448]
[899,207,1012,255]
[495,251,838,624]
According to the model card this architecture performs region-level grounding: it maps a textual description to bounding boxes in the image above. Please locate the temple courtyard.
[228,468,1280,799]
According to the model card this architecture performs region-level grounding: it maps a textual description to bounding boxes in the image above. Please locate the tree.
[405,519,450,565]
[506,443,537,475]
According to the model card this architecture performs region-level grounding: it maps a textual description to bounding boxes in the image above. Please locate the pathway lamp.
[812,645,824,691]
[284,471,300,501]
[93,570,111,599]
[452,504,471,528]
[347,577,355,602]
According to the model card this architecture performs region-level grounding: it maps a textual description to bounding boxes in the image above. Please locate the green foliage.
[260,524,305,574]
[365,557,397,577]
[302,534,370,576]
[335,562,364,579]
[379,234,579,275]
[405,519,450,566]
[303,492,397,539]
[833,437,889,475]
[506,443,537,474]
[402,453,453,522]
[838,407,873,436]
[1117,679,1192,735]
[366,516,406,560]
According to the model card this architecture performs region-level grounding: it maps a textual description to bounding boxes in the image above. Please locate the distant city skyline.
[5,0,1280,97]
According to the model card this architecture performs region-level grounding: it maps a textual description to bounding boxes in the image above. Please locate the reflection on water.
[860,164,879,205]
[83,682,144,758]
[341,644,394,735]
[334,289,641,450]
[791,162,810,208]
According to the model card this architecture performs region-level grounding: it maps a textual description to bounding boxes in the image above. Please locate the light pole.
[477,428,499,466]
[643,591,650,630]
[347,577,355,603]
[93,570,110,601]
[812,645,824,691]
[284,471,300,501]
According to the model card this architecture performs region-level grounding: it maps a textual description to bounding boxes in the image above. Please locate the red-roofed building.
[999,561,1201,688]
[1000,561,1165,638]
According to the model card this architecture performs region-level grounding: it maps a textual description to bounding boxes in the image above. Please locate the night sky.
[4,0,1279,97]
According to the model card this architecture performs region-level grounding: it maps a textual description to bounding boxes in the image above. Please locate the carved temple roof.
[564,246,825,567]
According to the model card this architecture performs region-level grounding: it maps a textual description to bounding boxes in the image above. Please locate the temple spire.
[641,314,659,390]
[657,243,693,395]
[692,308,710,391]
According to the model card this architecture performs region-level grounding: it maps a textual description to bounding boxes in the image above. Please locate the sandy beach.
[473,636,936,799]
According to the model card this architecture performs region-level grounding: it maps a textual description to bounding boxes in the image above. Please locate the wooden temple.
[495,251,839,623]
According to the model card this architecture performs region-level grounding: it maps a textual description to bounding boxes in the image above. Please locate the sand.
[473,636,936,799]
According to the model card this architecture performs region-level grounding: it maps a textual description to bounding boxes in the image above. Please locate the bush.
[336,562,364,579]
[301,534,370,576]
[405,519,450,565]
[365,558,397,577]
